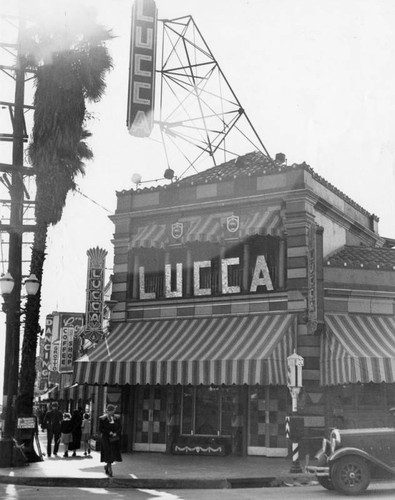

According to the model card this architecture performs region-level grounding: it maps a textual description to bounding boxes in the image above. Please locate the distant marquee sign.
[84,247,107,345]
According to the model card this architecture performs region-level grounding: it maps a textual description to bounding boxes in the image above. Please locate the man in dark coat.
[42,401,62,457]
[99,404,122,476]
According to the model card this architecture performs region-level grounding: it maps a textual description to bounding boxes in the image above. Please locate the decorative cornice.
[116,151,378,222]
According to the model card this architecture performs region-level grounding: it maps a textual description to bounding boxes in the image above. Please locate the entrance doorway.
[133,386,167,452]
[248,386,288,456]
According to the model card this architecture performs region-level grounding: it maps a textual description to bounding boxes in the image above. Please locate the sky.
[1,0,395,393]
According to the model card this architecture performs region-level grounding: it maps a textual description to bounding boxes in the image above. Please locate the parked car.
[307,413,395,495]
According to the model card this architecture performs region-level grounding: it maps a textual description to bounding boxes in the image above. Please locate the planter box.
[172,436,228,456]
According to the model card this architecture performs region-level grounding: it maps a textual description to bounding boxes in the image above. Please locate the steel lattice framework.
[156,15,273,179]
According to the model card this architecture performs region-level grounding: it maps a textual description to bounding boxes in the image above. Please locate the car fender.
[328,447,395,476]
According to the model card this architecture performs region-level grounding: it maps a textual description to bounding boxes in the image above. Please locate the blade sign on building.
[127,0,158,137]
[85,247,107,345]
[40,315,53,390]
[59,313,84,373]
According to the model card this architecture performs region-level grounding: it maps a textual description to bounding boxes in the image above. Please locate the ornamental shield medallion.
[172,222,183,239]
[227,215,239,233]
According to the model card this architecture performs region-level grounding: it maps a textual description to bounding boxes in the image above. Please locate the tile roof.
[124,150,377,220]
[326,245,395,270]
[175,151,278,184]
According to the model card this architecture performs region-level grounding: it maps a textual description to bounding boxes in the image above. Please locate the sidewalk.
[0,431,315,489]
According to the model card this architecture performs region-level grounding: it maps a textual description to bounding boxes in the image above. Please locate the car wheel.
[331,456,370,496]
[317,475,334,491]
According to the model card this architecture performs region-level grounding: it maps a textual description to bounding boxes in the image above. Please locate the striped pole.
[290,440,302,473]
[285,416,290,439]
[289,389,302,473]
[287,353,304,474]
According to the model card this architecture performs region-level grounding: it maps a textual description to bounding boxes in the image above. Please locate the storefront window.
[329,383,386,409]
[220,389,235,436]
[181,386,237,436]
[181,387,193,434]
[386,384,395,408]
[357,384,385,407]
[195,387,219,435]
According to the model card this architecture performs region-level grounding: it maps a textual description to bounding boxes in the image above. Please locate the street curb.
[0,473,315,489]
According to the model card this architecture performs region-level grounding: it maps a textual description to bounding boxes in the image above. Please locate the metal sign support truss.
[157,15,273,179]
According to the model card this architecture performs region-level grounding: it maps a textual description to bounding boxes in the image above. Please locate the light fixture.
[0,272,15,313]
[0,272,15,297]
[164,168,174,180]
[0,273,40,314]
[24,274,40,296]
[131,172,142,188]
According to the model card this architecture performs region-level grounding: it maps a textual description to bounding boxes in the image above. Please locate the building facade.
[74,152,395,456]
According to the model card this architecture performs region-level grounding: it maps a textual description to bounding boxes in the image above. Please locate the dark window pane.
[221,387,237,435]
[195,387,219,435]
[357,384,384,407]
[387,384,395,407]
[181,387,193,434]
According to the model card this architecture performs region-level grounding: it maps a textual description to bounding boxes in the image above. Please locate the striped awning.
[321,313,395,385]
[239,209,284,238]
[130,224,168,249]
[129,216,222,248]
[60,383,89,401]
[183,215,222,243]
[129,208,284,250]
[73,313,296,386]
[36,384,59,402]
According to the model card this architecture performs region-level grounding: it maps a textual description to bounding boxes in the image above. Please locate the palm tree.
[16,12,113,418]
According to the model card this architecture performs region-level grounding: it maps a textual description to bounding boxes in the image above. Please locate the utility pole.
[0,11,27,467]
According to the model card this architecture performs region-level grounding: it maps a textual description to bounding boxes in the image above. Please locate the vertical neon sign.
[127,0,158,137]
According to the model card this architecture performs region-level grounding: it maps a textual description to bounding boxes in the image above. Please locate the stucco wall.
[313,212,346,258]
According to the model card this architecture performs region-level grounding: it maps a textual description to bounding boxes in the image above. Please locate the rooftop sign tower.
[127,0,273,181]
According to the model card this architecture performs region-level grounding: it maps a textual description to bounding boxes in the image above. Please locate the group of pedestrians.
[42,402,91,458]
[42,402,122,477]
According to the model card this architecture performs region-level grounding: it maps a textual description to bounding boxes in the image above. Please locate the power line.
[75,186,113,214]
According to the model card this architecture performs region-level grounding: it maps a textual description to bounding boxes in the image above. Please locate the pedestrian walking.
[60,412,73,457]
[81,412,92,455]
[69,408,83,457]
[42,401,62,457]
[99,404,122,476]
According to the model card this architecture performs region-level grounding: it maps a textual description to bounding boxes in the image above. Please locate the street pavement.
[0,430,314,489]
[2,482,395,500]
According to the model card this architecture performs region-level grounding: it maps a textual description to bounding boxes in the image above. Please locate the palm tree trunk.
[17,219,48,417]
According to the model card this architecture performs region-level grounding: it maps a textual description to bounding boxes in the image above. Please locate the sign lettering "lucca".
[139,255,273,299]
[127,0,157,137]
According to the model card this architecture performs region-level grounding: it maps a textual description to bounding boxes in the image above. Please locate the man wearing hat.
[42,402,63,457]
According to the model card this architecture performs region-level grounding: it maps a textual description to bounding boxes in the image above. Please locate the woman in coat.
[99,404,122,476]
[69,408,83,457]
[60,412,73,457]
